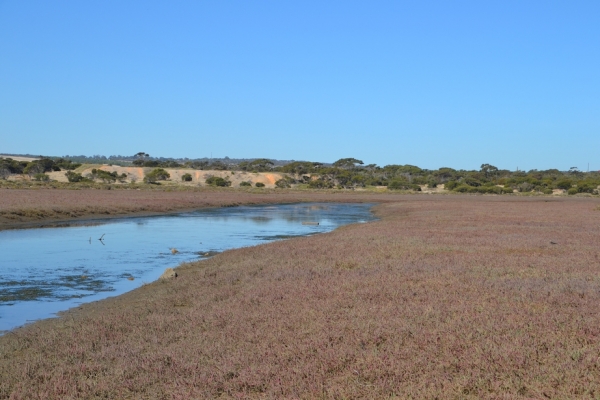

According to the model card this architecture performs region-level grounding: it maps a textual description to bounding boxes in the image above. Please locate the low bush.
[453,184,472,193]
[387,180,421,191]
[0,167,10,180]
[567,188,578,195]
[65,171,90,183]
[464,177,482,187]
[543,188,554,195]
[482,186,503,194]
[445,180,459,190]
[576,182,596,193]
[181,173,192,182]
[206,176,231,187]
[144,168,170,184]
[23,162,46,177]
[517,182,534,192]
[54,159,82,171]
[255,182,265,188]
[239,181,252,187]
[275,179,291,188]
[32,173,49,182]
[555,179,573,190]
[308,179,333,189]
[90,169,128,183]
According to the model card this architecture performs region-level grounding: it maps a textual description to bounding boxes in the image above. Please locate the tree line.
[1,154,599,194]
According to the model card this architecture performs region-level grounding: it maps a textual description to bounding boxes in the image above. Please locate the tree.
[279,161,321,175]
[480,164,499,180]
[133,152,150,166]
[333,158,364,169]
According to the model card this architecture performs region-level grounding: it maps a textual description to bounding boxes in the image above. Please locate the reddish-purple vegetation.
[1,195,600,398]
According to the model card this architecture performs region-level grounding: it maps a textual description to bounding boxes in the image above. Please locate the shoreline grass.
[1,194,600,398]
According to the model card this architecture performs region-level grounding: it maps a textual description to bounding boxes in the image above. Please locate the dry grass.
[1,195,600,398]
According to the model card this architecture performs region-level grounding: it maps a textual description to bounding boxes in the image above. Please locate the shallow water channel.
[0,202,374,332]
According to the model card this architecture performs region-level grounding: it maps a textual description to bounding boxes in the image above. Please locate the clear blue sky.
[1,1,598,170]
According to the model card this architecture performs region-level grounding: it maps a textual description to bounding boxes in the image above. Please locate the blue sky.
[0,1,598,170]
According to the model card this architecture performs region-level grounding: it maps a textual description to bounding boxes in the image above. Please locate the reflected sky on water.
[0,203,375,332]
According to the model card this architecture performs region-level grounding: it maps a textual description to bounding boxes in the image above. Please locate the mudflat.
[1,192,600,398]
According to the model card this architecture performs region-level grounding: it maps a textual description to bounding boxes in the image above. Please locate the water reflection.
[0,203,374,332]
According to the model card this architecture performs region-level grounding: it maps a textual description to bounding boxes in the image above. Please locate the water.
[0,203,374,332]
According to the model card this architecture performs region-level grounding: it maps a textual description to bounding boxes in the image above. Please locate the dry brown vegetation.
[2,195,600,398]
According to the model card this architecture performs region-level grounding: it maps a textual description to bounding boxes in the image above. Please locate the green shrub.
[464,177,482,187]
[482,186,503,194]
[543,188,553,195]
[308,179,333,189]
[33,173,49,182]
[23,162,45,177]
[90,169,127,183]
[445,180,459,190]
[206,176,231,187]
[239,181,252,187]
[54,159,82,171]
[275,179,291,188]
[454,184,471,193]
[567,188,578,195]
[427,179,438,188]
[0,167,10,180]
[555,179,573,190]
[144,168,170,184]
[388,180,421,191]
[576,182,596,193]
[65,171,89,183]
[181,173,192,182]
[255,182,265,188]
[517,182,534,192]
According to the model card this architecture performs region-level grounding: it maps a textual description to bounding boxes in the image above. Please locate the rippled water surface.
[0,203,374,332]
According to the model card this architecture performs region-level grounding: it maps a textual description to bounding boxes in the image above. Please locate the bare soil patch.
[1,195,600,398]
